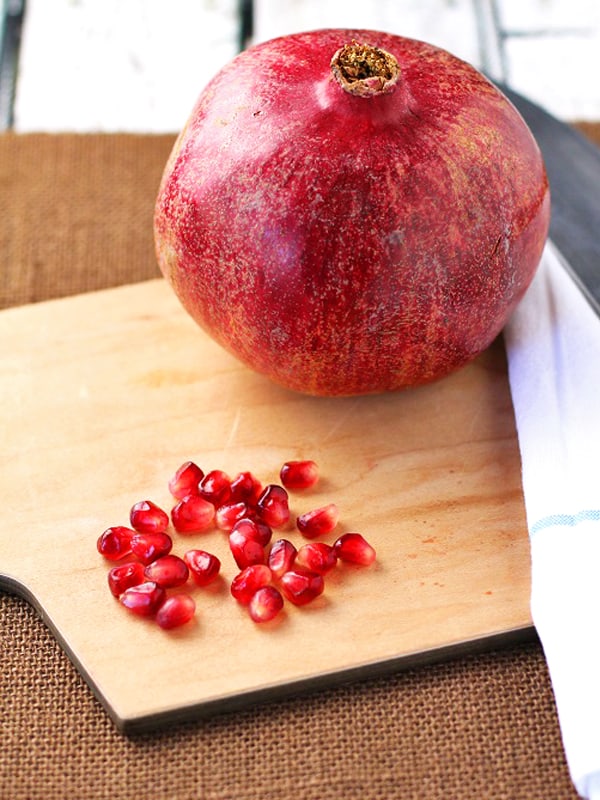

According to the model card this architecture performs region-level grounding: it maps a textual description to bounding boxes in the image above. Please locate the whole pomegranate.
[154,29,550,396]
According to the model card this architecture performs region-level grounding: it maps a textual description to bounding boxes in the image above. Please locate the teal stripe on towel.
[530,509,600,537]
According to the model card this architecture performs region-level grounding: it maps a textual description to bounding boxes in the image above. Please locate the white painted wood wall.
[7,0,600,132]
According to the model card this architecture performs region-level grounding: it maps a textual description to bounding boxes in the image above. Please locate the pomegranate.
[280,460,319,490]
[230,517,273,547]
[97,526,134,561]
[295,542,338,575]
[296,503,339,538]
[119,582,166,617]
[248,586,284,623]
[184,549,221,586]
[230,564,273,605]
[171,494,215,533]
[334,533,377,566]
[107,561,146,597]
[267,538,297,579]
[229,527,266,570]
[154,29,549,396]
[130,500,169,534]
[168,460,204,499]
[97,456,378,628]
[229,471,263,505]
[256,484,290,528]
[214,501,250,531]
[143,554,190,588]
[130,531,173,565]
[156,594,196,629]
[280,569,325,606]
[198,470,231,506]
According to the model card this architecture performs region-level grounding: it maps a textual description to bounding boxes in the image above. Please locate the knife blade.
[496,82,600,318]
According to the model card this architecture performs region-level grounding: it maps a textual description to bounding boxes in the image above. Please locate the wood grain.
[0,279,532,731]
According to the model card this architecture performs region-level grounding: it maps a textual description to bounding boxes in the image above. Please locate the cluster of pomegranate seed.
[96,459,376,629]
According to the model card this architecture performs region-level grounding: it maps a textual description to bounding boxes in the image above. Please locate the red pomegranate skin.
[154,29,550,396]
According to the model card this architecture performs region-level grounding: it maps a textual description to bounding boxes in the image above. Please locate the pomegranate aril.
[256,484,290,528]
[230,564,272,605]
[248,586,284,623]
[107,561,145,597]
[98,461,373,632]
[130,531,173,565]
[296,503,339,538]
[229,528,266,570]
[144,554,189,588]
[268,538,297,579]
[295,542,337,575]
[119,581,166,617]
[184,549,221,586]
[130,500,169,534]
[156,594,196,629]
[280,568,324,606]
[334,533,376,566]
[168,460,204,500]
[215,501,251,531]
[229,471,262,505]
[280,460,319,490]
[198,469,231,506]
[97,526,134,561]
[231,517,272,547]
[171,494,215,533]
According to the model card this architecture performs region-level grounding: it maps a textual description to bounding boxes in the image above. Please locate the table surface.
[1,3,599,798]
[4,130,599,800]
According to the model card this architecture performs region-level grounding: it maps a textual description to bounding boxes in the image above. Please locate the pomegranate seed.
[130,500,169,534]
[107,561,145,597]
[156,594,196,629]
[256,484,290,528]
[96,526,134,561]
[231,517,272,547]
[267,538,297,579]
[229,528,266,570]
[295,542,337,575]
[230,564,272,605]
[98,461,372,632]
[229,471,263,505]
[248,586,284,623]
[171,494,215,533]
[215,501,251,531]
[198,469,231,506]
[144,554,189,588]
[119,581,166,617]
[184,549,221,586]
[130,531,173,565]
[334,533,376,566]
[280,568,324,606]
[280,460,319,490]
[296,503,339,538]
[168,460,204,499]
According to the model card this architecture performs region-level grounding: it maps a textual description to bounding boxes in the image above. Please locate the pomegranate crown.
[330,40,400,97]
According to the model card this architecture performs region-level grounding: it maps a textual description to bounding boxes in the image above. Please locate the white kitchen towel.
[504,240,600,800]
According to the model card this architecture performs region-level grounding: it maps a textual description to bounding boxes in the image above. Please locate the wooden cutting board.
[0,279,532,732]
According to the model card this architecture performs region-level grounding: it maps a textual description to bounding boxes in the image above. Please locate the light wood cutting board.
[0,279,532,732]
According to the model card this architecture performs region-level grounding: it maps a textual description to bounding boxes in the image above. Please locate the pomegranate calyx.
[330,41,400,97]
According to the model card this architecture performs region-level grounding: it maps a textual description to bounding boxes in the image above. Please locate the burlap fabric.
[1,128,596,800]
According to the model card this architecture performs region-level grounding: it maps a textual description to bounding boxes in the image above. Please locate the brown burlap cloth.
[1,127,597,800]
